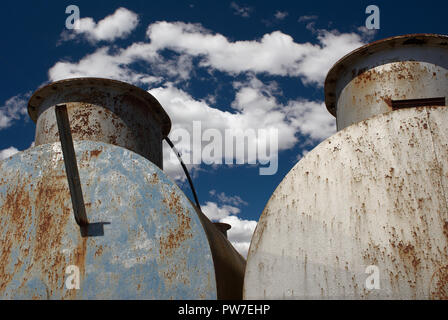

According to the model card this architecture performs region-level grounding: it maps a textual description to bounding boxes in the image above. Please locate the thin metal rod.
[55,104,89,226]
[164,137,201,211]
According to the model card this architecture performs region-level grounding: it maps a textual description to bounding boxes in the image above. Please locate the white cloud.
[48,19,369,178]
[49,46,161,83]
[298,15,318,22]
[146,21,365,86]
[201,201,241,221]
[49,58,336,182]
[201,195,257,258]
[46,14,373,257]
[49,41,191,84]
[230,2,253,18]
[209,190,248,207]
[220,215,257,258]
[357,26,378,41]
[0,147,19,160]
[61,8,139,43]
[150,78,335,180]
[0,92,31,130]
[297,149,310,161]
[285,99,336,142]
[274,11,288,20]
[162,139,200,182]
[53,20,367,87]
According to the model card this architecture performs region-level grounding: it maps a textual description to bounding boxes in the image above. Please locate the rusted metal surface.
[193,205,246,300]
[0,141,216,299]
[324,34,448,131]
[213,223,232,239]
[28,78,171,169]
[244,107,448,300]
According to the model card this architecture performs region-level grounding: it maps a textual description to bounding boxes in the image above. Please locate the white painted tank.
[244,34,448,300]
[325,34,448,131]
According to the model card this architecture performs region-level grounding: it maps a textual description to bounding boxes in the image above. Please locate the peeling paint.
[0,141,216,300]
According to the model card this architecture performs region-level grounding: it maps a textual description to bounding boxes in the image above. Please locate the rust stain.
[0,177,33,294]
[382,96,393,108]
[159,191,193,258]
[63,236,87,300]
[32,175,72,298]
[94,245,104,258]
[396,242,421,269]
[74,237,87,277]
[443,221,448,238]
[430,265,448,300]
[0,166,75,298]
[89,149,102,158]
[149,173,159,185]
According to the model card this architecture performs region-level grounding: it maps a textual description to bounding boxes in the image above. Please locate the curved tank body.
[0,141,216,299]
[0,77,245,299]
[244,107,448,299]
[194,209,246,300]
[244,34,448,300]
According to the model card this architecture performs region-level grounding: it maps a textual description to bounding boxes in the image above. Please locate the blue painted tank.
[0,78,220,299]
[0,141,216,299]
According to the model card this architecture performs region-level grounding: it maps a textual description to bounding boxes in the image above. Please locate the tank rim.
[213,222,232,231]
[324,33,448,117]
[27,77,172,137]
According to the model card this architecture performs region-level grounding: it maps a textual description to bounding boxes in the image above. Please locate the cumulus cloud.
[145,21,365,85]
[53,20,366,86]
[49,46,161,84]
[48,19,370,179]
[61,8,139,43]
[150,78,335,180]
[298,15,318,22]
[357,26,378,41]
[209,190,248,207]
[274,11,288,20]
[201,201,241,221]
[49,42,191,84]
[201,194,257,258]
[0,92,31,130]
[230,2,253,18]
[0,147,19,160]
[162,139,200,182]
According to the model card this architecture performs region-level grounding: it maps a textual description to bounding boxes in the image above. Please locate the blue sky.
[1,0,446,256]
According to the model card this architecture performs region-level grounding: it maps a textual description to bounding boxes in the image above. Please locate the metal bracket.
[55,104,89,227]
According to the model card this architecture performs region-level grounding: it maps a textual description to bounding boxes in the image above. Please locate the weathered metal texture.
[325,34,448,131]
[28,78,171,169]
[213,223,232,239]
[193,206,246,300]
[244,107,448,300]
[0,141,216,300]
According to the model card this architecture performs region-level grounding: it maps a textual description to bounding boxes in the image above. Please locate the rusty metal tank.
[28,78,170,169]
[325,34,448,131]
[244,34,448,300]
[0,78,244,300]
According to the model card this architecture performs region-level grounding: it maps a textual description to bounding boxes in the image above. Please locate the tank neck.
[28,78,171,169]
